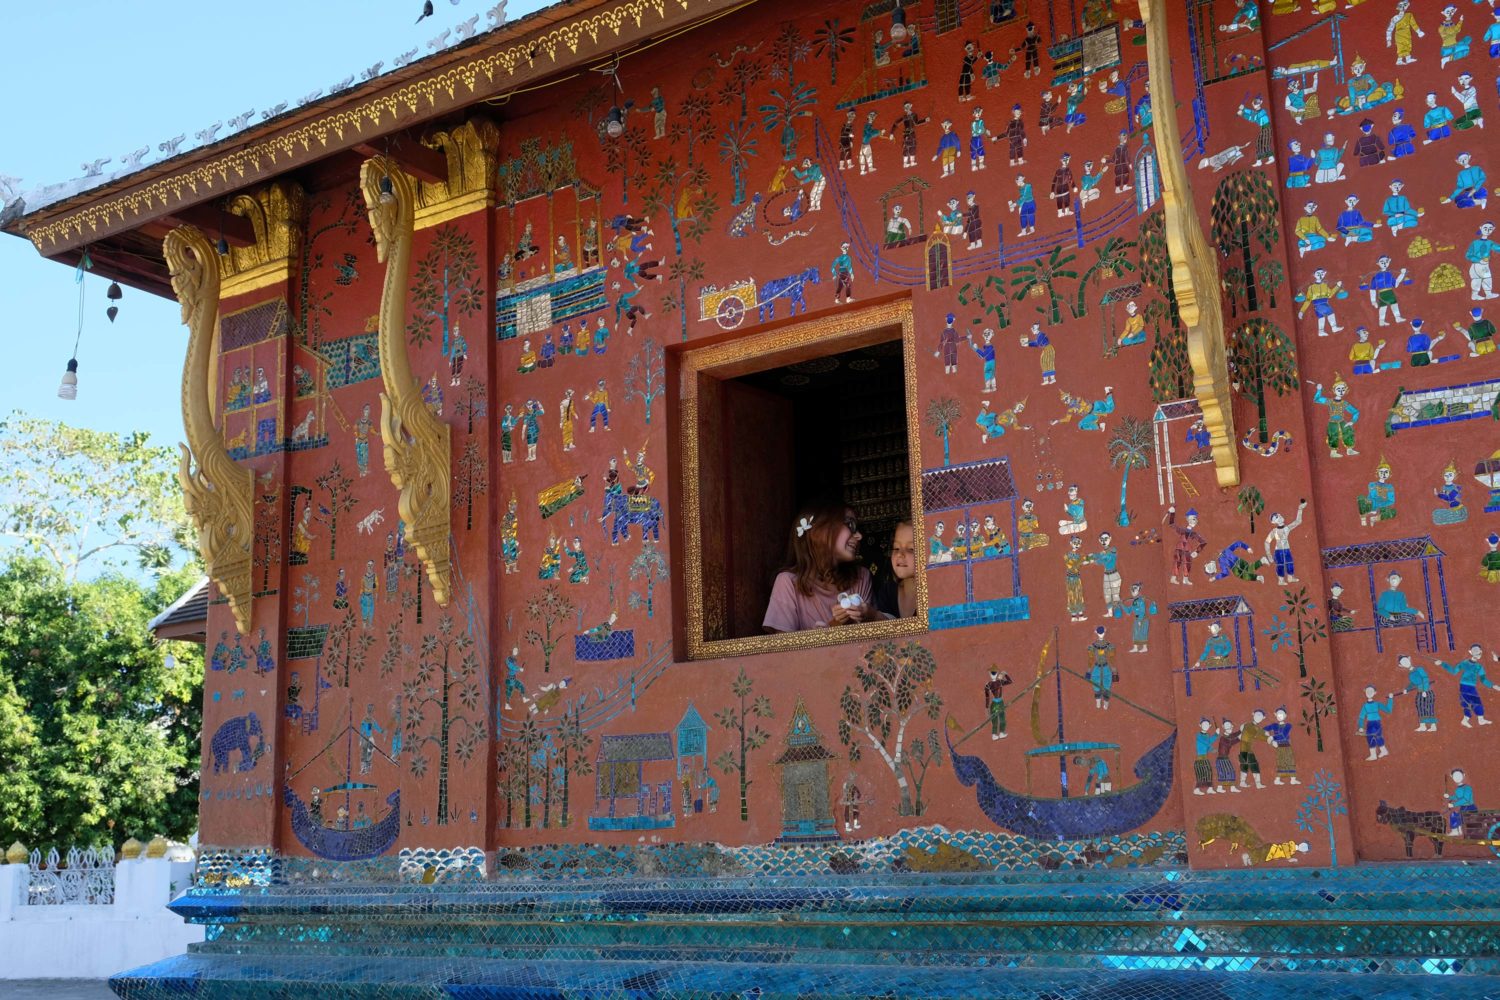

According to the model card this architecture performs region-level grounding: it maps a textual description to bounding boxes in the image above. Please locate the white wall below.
[0,857,205,980]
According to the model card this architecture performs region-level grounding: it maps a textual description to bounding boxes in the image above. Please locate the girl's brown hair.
[783,501,863,597]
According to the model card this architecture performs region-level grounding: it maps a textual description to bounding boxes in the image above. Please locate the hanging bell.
[107,305,119,323]
[106,281,122,301]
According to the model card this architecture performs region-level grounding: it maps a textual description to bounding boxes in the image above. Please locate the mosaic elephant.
[600,490,663,546]
[211,711,266,774]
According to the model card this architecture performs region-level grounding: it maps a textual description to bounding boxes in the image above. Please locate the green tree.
[1106,415,1152,527]
[811,17,856,84]
[1073,236,1136,320]
[713,666,773,821]
[555,706,594,829]
[718,121,760,209]
[1256,258,1285,309]
[407,223,484,358]
[1236,485,1265,534]
[1011,246,1078,326]
[837,641,942,816]
[1227,317,1300,445]
[0,415,193,580]
[924,396,961,467]
[1139,210,1193,402]
[0,557,202,849]
[1210,170,1281,315]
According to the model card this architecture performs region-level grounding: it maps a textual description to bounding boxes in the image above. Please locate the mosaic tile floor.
[110,863,1500,998]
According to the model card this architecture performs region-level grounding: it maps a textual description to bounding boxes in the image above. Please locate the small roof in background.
[149,577,210,644]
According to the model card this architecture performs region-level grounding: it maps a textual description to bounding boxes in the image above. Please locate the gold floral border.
[678,297,929,661]
[24,0,703,252]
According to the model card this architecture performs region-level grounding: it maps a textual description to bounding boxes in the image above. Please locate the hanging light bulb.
[890,0,908,40]
[606,105,626,138]
[216,236,230,256]
[379,173,396,205]
[58,358,79,400]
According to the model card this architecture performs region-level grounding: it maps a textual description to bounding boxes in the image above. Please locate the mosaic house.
[8,0,1500,994]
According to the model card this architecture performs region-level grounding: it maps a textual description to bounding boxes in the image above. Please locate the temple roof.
[0,0,725,296]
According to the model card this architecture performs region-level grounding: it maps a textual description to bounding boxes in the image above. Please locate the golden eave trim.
[678,297,929,661]
[1140,0,1239,488]
[21,0,719,255]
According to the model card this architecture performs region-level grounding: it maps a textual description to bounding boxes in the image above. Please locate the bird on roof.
[260,103,288,121]
[331,74,356,92]
[415,0,434,23]
[362,61,385,81]
[298,89,323,106]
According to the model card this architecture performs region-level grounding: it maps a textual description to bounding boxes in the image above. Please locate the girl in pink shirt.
[763,503,881,633]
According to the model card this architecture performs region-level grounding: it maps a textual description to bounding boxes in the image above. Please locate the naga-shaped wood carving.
[360,155,453,606]
[1140,0,1240,488]
[167,225,255,634]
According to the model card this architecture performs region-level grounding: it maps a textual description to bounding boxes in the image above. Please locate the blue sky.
[0,0,542,450]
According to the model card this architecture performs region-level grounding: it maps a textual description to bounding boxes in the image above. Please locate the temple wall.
[192,0,1499,875]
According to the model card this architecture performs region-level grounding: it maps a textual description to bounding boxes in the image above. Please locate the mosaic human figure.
[1424,92,1456,144]
[1237,95,1273,166]
[1451,72,1483,129]
[1296,267,1346,335]
[1087,626,1115,708]
[567,537,591,584]
[1064,536,1087,622]
[1437,643,1498,726]
[500,403,517,463]
[1454,306,1497,355]
[1484,533,1500,584]
[1166,506,1207,585]
[1376,570,1426,626]
[1001,103,1027,166]
[1266,706,1298,785]
[1347,326,1387,374]
[1465,223,1497,300]
[1117,581,1152,653]
[890,101,929,168]
[935,313,960,374]
[1293,201,1333,257]
[1438,7,1471,68]
[1238,709,1267,790]
[1336,194,1378,246]
[1357,686,1395,760]
[964,191,984,249]
[360,560,377,630]
[1020,323,1054,382]
[1194,620,1233,669]
[1394,653,1438,731]
[1050,153,1076,218]
[1312,133,1346,183]
[1017,500,1048,550]
[1432,460,1468,524]
[1359,456,1397,527]
[586,379,610,432]
[1058,484,1087,537]
[1388,108,1416,158]
[974,398,1028,443]
[1262,499,1308,586]
[840,775,862,831]
[1386,0,1424,66]
[1381,179,1421,234]
[858,110,884,175]
[1440,151,1487,209]
[1353,118,1385,167]
[1445,769,1476,834]
[1213,719,1241,793]
[831,243,855,304]
[503,646,526,709]
[500,494,520,575]
[1313,376,1359,458]
[1087,531,1122,614]
[1405,317,1447,367]
[985,667,1012,739]
[354,403,372,477]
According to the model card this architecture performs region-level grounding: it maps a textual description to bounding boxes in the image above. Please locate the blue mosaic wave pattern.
[112,862,1500,998]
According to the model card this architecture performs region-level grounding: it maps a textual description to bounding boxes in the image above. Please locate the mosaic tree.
[957,274,1011,329]
[716,50,766,124]
[924,396,961,466]
[628,540,668,618]
[511,716,545,828]
[1294,770,1348,866]
[452,375,487,435]
[1300,675,1337,754]
[453,440,488,532]
[713,666,773,822]
[1210,170,1280,316]
[1072,236,1136,320]
[313,459,358,560]
[293,189,362,347]
[554,706,595,829]
[718,121,760,208]
[1139,209,1193,402]
[403,613,487,826]
[811,17,856,84]
[838,641,942,817]
[524,583,574,673]
[639,109,719,339]
[1227,317,1299,446]
[623,338,666,425]
[407,223,484,359]
[1011,246,1078,326]
[1256,259,1285,310]
[761,22,816,160]
[1270,587,1325,680]
[1236,484,1265,535]
[324,605,376,686]
[1106,415,1151,528]
[901,728,944,818]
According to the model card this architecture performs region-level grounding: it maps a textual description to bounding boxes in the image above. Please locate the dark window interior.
[706,339,912,640]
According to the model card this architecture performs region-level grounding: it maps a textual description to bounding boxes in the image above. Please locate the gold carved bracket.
[415,117,501,230]
[360,155,453,605]
[167,225,256,634]
[1140,0,1240,488]
[218,182,307,299]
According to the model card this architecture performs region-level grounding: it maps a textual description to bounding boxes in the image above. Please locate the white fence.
[0,848,205,980]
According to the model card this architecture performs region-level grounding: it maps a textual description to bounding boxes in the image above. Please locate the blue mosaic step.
[109,953,1500,999]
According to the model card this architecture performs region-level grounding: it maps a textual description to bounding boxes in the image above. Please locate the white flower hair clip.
[796,516,815,537]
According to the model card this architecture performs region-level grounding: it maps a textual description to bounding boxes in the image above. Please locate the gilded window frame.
[676,297,929,661]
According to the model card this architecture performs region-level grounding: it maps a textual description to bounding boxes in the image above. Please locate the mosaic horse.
[600,490,663,546]
[758,266,821,322]
[211,712,265,774]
